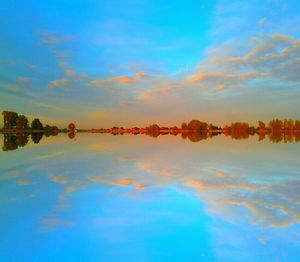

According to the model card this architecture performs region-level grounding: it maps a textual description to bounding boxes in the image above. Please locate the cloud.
[16,77,31,85]
[258,18,267,25]
[50,174,69,184]
[40,216,74,232]
[130,156,300,228]
[89,72,148,87]
[59,63,86,80]
[40,30,75,45]
[189,71,257,84]
[64,68,85,79]
[108,33,300,117]
[0,80,33,99]
[11,134,298,232]
[137,84,175,101]
[135,71,148,80]
[225,34,300,82]
[182,34,300,96]
[89,75,134,87]
[54,51,72,60]
[49,78,70,88]
[16,177,31,185]
[32,102,65,112]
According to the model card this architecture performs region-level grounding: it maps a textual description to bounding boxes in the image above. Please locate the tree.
[2,111,18,129]
[146,124,160,137]
[228,122,250,139]
[282,119,294,130]
[181,122,188,130]
[258,121,266,132]
[68,123,76,131]
[16,115,29,129]
[268,119,283,131]
[209,124,221,130]
[294,120,300,130]
[187,120,208,131]
[31,118,44,130]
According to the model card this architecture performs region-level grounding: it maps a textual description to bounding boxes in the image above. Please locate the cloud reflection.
[2,134,298,231]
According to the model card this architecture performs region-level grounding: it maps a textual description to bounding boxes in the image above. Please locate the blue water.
[1,133,300,261]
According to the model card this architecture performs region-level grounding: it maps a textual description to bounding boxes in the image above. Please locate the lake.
[1,133,300,261]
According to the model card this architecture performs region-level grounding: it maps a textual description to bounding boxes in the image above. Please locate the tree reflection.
[2,133,29,151]
[31,132,44,144]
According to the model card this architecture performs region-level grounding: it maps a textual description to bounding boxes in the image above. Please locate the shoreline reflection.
[2,129,300,151]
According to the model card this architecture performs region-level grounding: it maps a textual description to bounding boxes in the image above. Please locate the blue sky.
[1,0,300,128]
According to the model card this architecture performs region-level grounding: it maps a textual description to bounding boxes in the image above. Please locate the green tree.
[2,111,18,128]
[31,118,44,130]
[16,115,29,129]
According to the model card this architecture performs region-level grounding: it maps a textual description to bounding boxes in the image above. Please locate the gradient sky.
[1,0,300,128]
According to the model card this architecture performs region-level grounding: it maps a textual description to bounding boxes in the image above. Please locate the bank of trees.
[224,122,251,139]
[2,111,59,132]
[3,111,43,130]
[266,119,300,131]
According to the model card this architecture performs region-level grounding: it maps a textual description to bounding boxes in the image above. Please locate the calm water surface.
[1,134,300,261]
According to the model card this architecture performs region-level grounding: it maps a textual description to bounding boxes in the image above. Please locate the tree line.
[2,110,61,133]
[103,119,300,142]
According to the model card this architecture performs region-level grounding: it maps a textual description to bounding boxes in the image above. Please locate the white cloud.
[40,30,75,45]
[59,62,86,80]
[49,78,70,88]
[16,77,31,85]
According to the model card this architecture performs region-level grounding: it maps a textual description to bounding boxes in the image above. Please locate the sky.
[1,0,300,128]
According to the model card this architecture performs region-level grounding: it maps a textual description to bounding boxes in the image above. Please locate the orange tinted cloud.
[189,72,215,83]
[89,71,148,87]
[188,179,208,190]
[138,85,174,101]
[117,75,135,84]
[189,71,257,83]
[115,179,145,190]
[117,179,133,186]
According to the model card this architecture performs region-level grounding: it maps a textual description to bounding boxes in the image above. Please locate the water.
[1,133,300,261]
